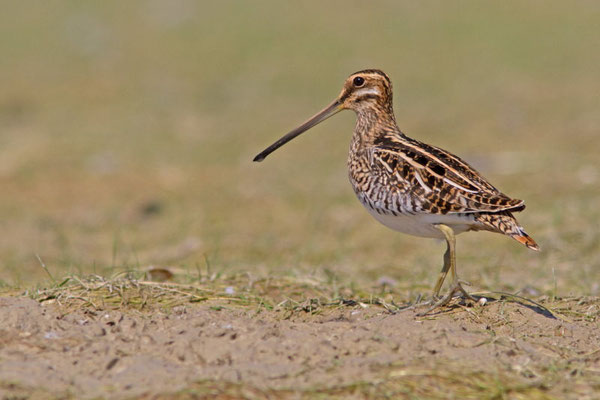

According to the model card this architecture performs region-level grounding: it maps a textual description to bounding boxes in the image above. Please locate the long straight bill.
[253,100,342,162]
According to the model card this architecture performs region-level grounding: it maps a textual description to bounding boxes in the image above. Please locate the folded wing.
[372,141,525,215]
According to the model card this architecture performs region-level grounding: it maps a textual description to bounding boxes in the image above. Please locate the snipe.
[254,69,539,313]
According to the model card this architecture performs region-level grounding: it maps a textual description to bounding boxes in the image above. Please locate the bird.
[253,69,539,312]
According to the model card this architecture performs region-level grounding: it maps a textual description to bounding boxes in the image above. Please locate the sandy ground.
[1,296,599,399]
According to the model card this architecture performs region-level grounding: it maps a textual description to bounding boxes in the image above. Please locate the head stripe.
[351,69,391,85]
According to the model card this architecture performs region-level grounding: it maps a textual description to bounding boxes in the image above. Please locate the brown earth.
[1,296,599,399]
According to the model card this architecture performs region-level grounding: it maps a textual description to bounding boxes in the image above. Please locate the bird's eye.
[353,77,365,87]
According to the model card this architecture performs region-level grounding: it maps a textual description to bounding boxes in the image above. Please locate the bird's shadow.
[395,292,559,320]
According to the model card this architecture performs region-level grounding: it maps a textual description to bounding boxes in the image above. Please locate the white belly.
[364,207,476,239]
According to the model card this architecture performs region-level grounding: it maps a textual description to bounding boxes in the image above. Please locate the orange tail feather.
[512,231,540,251]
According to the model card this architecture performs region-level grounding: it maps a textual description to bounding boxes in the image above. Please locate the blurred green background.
[1,1,598,295]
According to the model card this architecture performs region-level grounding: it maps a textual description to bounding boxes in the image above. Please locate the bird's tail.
[474,211,540,251]
[511,229,540,251]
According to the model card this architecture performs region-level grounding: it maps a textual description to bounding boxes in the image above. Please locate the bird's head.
[253,69,394,162]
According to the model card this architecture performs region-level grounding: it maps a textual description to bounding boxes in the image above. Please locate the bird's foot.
[417,280,478,316]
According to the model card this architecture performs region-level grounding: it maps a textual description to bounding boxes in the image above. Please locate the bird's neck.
[350,106,399,153]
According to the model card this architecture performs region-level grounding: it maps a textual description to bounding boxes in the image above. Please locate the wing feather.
[372,144,525,214]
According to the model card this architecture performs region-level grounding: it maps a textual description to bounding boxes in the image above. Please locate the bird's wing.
[371,143,525,214]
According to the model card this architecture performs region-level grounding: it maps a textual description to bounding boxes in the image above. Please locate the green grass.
[149,372,554,400]
[0,1,599,399]
[1,1,598,291]
[0,371,555,400]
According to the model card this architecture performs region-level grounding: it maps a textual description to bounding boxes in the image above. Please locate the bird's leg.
[418,224,477,315]
[431,225,454,298]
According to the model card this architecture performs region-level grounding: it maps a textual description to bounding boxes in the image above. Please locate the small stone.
[377,276,398,287]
